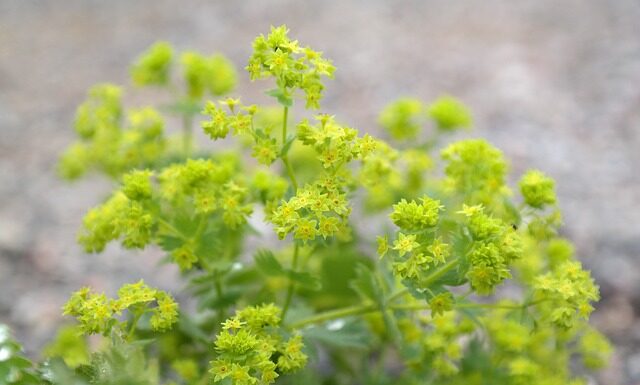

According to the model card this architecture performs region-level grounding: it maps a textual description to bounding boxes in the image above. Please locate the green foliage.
[4,25,612,385]
[0,326,42,385]
[43,325,89,368]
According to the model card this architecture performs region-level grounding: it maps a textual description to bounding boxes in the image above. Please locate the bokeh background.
[1,0,639,383]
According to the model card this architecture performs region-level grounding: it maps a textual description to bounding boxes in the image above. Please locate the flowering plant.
[2,26,610,385]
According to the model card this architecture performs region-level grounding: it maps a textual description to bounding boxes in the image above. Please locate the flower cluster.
[297,114,378,169]
[63,280,178,336]
[58,85,167,180]
[381,195,452,284]
[481,307,573,384]
[459,204,523,294]
[378,96,471,141]
[182,52,237,99]
[59,42,238,182]
[579,327,613,370]
[268,178,351,242]
[519,169,557,209]
[441,139,508,205]
[247,25,335,108]
[390,196,443,230]
[427,95,472,131]
[78,191,153,252]
[79,157,253,270]
[159,158,252,225]
[378,98,429,140]
[402,312,474,377]
[358,138,402,208]
[201,99,268,146]
[131,41,173,87]
[534,260,599,328]
[209,304,307,385]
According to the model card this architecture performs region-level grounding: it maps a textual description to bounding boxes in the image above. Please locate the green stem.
[289,297,545,330]
[422,257,460,287]
[281,106,288,144]
[386,288,410,304]
[127,310,144,341]
[193,215,207,239]
[182,114,193,157]
[214,273,226,325]
[283,158,298,191]
[280,106,298,192]
[288,303,377,329]
[281,243,300,320]
[387,257,461,304]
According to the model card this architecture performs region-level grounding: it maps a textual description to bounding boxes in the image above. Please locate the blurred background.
[0,0,639,383]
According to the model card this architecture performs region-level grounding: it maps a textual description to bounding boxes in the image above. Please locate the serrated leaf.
[157,235,183,252]
[254,249,285,276]
[6,356,32,368]
[177,314,210,344]
[350,264,384,305]
[302,322,371,349]
[254,249,320,290]
[288,270,321,290]
[350,264,401,345]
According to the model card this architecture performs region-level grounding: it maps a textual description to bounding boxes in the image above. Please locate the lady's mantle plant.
[2,26,612,385]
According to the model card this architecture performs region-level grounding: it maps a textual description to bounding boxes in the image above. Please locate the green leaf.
[255,249,321,290]
[265,88,293,107]
[350,264,401,344]
[254,249,285,276]
[302,322,371,349]
[350,264,384,304]
[279,135,296,157]
[177,314,210,344]
[288,271,321,290]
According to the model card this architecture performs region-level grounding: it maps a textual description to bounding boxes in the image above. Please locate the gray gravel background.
[1,0,639,383]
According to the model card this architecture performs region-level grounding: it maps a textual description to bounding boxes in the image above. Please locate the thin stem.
[182,114,193,157]
[280,106,298,192]
[193,214,207,239]
[288,303,377,329]
[214,273,226,325]
[288,297,546,330]
[458,298,546,310]
[422,257,460,288]
[127,310,144,341]
[282,106,288,144]
[386,258,461,304]
[280,243,300,320]
[386,288,410,304]
[283,158,298,191]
